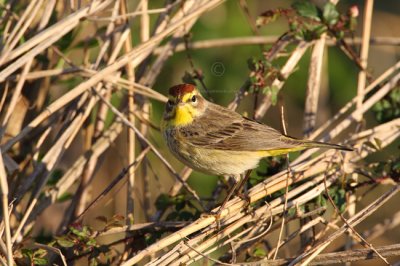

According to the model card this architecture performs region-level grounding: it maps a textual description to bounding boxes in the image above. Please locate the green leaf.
[86,238,97,247]
[312,24,328,38]
[155,194,172,210]
[262,85,279,105]
[57,238,75,248]
[166,211,179,221]
[34,248,47,257]
[323,2,339,25]
[56,29,76,52]
[89,257,99,266]
[253,247,267,258]
[33,258,48,265]
[21,248,34,258]
[392,162,400,172]
[292,1,320,21]
[47,169,64,186]
[175,200,186,211]
[317,194,327,207]
[179,211,194,221]
[70,226,90,238]
[57,192,72,203]
[247,57,258,71]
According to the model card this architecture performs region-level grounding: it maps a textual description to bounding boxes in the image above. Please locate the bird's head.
[162,84,207,127]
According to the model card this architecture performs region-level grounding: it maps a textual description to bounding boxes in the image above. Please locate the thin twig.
[289,184,400,265]
[272,106,290,260]
[75,147,150,222]
[322,164,390,264]
[252,244,400,266]
[154,36,400,54]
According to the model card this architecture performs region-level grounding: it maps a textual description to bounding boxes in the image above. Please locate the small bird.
[161,83,352,178]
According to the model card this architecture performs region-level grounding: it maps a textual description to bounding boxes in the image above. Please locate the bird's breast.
[163,127,263,175]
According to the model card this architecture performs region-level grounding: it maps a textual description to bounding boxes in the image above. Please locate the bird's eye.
[167,100,174,106]
[191,95,197,103]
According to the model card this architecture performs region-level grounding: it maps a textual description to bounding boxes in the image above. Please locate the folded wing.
[179,103,301,151]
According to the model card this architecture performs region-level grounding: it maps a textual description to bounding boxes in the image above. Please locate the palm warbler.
[161,84,352,177]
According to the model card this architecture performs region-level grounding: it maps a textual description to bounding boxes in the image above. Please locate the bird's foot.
[237,192,251,210]
[202,207,224,230]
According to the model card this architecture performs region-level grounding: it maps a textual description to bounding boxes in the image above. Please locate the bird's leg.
[206,176,240,230]
[212,175,241,216]
[235,170,252,208]
[213,170,252,216]
[208,171,253,230]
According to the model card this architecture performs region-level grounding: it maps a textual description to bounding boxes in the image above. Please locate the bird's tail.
[301,139,353,151]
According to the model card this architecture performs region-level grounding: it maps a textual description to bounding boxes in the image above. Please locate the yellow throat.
[168,92,201,127]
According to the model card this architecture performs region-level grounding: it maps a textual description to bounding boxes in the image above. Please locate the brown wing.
[179,102,301,151]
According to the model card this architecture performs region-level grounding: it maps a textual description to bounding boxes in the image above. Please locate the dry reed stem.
[1,0,55,138]
[73,0,127,220]
[135,0,151,228]
[27,121,124,225]
[138,114,399,265]
[161,171,341,265]
[272,106,290,260]
[0,60,32,134]
[290,184,400,265]
[7,67,81,81]
[295,70,400,165]
[12,92,103,241]
[0,0,114,79]
[303,36,326,136]
[155,36,400,54]
[300,31,327,251]
[356,0,374,118]
[0,0,43,64]
[349,1,374,257]
[361,209,400,241]
[135,168,330,264]
[309,59,400,142]
[98,221,189,237]
[255,41,311,119]
[75,146,151,222]
[121,0,137,224]
[322,161,389,264]
[267,243,400,266]
[267,216,324,258]
[139,1,203,86]
[88,2,181,22]
[1,0,224,153]
[0,151,13,265]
